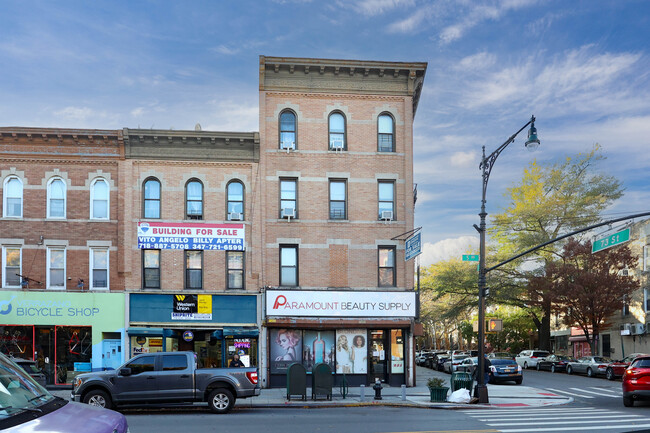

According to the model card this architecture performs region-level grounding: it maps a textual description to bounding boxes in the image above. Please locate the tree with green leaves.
[490,145,623,350]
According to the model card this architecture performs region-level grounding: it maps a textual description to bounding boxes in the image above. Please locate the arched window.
[378,113,395,152]
[3,176,23,218]
[186,179,203,220]
[227,181,244,221]
[143,178,161,219]
[279,110,296,150]
[47,177,66,219]
[328,112,346,150]
[90,178,109,219]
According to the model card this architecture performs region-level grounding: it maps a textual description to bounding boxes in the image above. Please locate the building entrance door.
[369,330,388,383]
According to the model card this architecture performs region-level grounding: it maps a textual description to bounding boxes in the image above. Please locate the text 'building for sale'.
[0,55,427,388]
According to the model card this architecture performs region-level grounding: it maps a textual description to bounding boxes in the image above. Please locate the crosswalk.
[543,386,621,400]
[462,407,650,432]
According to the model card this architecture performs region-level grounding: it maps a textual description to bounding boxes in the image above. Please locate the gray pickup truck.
[71,351,260,414]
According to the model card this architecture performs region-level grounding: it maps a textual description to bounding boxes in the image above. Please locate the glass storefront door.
[370,330,388,383]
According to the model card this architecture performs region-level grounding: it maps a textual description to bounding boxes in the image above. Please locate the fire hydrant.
[373,378,383,400]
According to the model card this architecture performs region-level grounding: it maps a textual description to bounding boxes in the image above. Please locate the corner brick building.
[1,55,426,388]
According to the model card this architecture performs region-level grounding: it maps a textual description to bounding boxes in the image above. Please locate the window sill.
[328,219,349,222]
[1,216,23,220]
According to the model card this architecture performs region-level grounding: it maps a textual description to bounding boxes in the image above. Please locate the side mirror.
[119,367,132,376]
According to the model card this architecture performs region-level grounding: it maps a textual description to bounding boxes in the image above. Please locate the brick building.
[0,127,126,385]
[258,56,427,387]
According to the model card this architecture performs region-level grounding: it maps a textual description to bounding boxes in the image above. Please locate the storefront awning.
[127,327,164,336]
[223,327,259,337]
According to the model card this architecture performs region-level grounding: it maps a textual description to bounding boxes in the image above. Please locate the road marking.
[489,417,650,426]
[568,387,619,397]
[478,414,643,422]
[495,424,650,432]
[383,430,499,433]
[590,386,622,394]
[543,388,594,398]
[463,408,607,415]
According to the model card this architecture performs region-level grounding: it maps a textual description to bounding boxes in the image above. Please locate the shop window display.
[335,329,367,374]
[225,337,257,368]
[0,326,33,359]
[270,329,302,374]
[55,326,92,385]
[303,330,335,373]
[390,330,404,374]
[130,336,164,357]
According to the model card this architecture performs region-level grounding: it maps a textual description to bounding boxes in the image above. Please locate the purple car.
[0,353,128,433]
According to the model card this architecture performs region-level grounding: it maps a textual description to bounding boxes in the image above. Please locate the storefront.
[127,293,259,368]
[264,290,416,388]
[0,290,126,385]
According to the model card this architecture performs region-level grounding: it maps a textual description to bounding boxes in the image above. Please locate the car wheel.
[566,365,573,375]
[551,365,556,373]
[83,389,113,410]
[586,367,593,378]
[515,378,522,385]
[524,361,528,369]
[623,396,634,407]
[208,388,235,414]
[536,363,541,371]
[606,368,615,381]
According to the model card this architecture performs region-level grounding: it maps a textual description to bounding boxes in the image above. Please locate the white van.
[515,350,549,369]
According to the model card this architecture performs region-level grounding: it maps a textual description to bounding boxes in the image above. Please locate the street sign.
[592,228,630,253]
[405,231,421,261]
[462,254,479,261]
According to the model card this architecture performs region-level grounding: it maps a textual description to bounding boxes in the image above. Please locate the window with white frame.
[186,179,203,220]
[329,179,347,219]
[279,110,297,149]
[280,245,298,286]
[378,246,396,287]
[185,250,202,290]
[143,249,160,289]
[47,247,66,289]
[91,178,109,219]
[227,181,244,220]
[227,251,244,290]
[378,181,395,220]
[2,247,21,288]
[378,113,395,152]
[47,178,66,219]
[328,112,346,150]
[280,178,297,218]
[143,178,161,219]
[3,177,23,218]
[644,245,650,272]
[90,248,109,290]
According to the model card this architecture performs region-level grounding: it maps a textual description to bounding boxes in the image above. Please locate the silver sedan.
[566,356,612,377]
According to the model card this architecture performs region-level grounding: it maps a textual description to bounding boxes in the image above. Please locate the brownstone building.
[258,56,426,387]
[0,127,126,385]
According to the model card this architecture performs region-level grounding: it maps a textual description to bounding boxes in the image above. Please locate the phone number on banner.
[137,241,244,250]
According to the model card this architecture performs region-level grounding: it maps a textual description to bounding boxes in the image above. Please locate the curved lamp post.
[474,115,540,403]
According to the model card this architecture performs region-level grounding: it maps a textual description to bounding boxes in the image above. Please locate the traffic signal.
[487,318,503,332]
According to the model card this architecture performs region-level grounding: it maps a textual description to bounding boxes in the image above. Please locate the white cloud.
[419,236,479,266]
[339,0,414,17]
[450,151,475,167]
[203,99,259,132]
[131,107,145,117]
[455,52,496,72]
[212,45,240,55]
[53,106,95,121]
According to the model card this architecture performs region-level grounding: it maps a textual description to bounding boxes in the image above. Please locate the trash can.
[450,371,473,392]
[312,363,333,400]
[286,363,307,401]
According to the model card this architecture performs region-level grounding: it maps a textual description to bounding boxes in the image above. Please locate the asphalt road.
[122,368,650,433]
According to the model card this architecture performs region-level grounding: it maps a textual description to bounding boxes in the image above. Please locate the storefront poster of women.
[335,329,367,374]
[270,329,302,374]
[302,330,335,372]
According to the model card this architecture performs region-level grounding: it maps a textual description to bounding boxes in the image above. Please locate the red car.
[622,355,650,407]
[606,353,649,380]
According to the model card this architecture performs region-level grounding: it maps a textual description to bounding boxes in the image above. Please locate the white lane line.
[544,388,594,398]
[569,387,619,397]
[489,418,650,426]
[462,408,605,415]
[478,414,643,422]
[590,386,622,394]
[496,423,650,432]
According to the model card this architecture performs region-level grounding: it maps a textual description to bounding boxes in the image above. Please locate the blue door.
[102,339,122,370]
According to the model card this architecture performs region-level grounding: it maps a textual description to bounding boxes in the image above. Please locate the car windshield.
[594,357,611,363]
[491,359,517,365]
[453,355,468,361]
[0,355,53,418]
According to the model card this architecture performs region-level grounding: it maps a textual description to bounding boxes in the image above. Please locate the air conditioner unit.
[281,141,295,152]
[618,269,630,276]
[228,212,243,221]
[380,210,393,221]
[330,139,344,151]
[281,207,296,220]
[620,323,632,336]
[632,323,646,335]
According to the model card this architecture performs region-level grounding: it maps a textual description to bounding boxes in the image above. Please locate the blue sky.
[2,1,650,266]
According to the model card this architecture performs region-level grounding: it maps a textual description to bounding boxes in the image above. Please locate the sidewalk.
[50,366,572,410]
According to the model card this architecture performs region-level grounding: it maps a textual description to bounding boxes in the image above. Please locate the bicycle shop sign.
[0,296,100,318]
[137,222,245,251]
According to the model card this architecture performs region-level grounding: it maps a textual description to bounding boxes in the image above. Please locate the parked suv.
[515,350,549,369]
[622,355,650,407]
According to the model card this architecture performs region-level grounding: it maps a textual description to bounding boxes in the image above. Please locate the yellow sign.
[198,295,212,314]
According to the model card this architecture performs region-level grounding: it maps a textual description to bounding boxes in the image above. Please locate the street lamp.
[474,115,540,403]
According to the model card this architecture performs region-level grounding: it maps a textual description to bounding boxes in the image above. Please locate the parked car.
[566,356,612,377]
[443,354,469,373]
[488,352,515,360]
[622,355,650,407]
[0,353,128,433]
[605,353,649,381]
[536,355,576,373]
[436,354,450,371]
[488,358,523,384]
[72,351,260,414]
[457,357,479,377]
[515,350,549,369]
[10,357,47,387]
[423,352,438,369]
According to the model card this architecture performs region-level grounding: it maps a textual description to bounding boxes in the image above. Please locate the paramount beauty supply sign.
[137,222,245,251]
[266,290,416,318]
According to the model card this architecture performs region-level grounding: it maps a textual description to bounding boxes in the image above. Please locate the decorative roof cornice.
[259,55,427,115]
[0,127,121,145]
[123,128,260,163]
